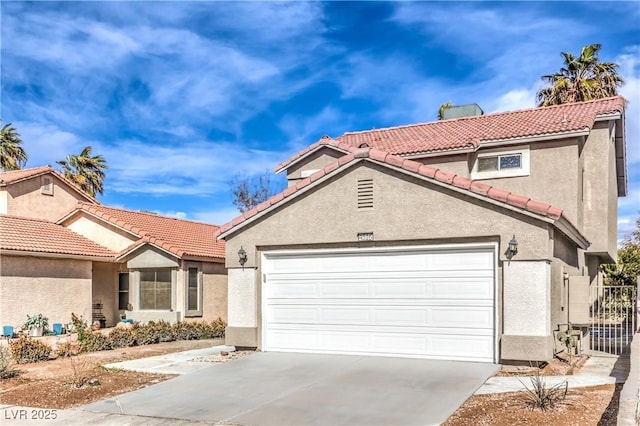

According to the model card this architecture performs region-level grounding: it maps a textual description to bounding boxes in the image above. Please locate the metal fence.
[589,283,639,355]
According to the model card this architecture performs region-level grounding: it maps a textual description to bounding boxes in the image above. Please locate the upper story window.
[472,146,530,180]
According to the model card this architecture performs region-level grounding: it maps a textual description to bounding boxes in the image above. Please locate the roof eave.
[480,129,591,148]
[116,240,181,262]
[57,209,142,239]
[0,248,115,262]
[275,144,351,174]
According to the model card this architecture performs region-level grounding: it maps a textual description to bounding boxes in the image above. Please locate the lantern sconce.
[238,246,248,270]
[506,235,518,263]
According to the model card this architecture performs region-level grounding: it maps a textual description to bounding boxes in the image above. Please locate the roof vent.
[442,104,484,120]
[357,179,373,209]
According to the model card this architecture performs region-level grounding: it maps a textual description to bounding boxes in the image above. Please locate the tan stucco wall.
[582,121,618,260]
[0,189,7,214]
[0,255,92,329]
[223,162,561,359]
[201,262,227,322]
[226,162,552,269]
[286,147,345,186]
[92,262,120,327]
[66,215,138,252]
[5,173,90,221]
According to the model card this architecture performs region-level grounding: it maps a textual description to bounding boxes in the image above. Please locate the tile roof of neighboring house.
[276,96,625,171]
[0,215,115,258]
[218,146,588,248]
[61,203,225,260]
[0,165,98,203]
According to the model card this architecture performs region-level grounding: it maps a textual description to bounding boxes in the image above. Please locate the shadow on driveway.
[84,352,498,426]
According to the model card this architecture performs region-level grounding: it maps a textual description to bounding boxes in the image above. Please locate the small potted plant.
[22,314,49,337]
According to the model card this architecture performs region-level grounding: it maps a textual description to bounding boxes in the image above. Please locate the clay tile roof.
[267,97,626,168]
[335,97,624,156]
[0,215,115,258]
[217,146,580,240]
[0,166,55,185]
[69,203,225,260]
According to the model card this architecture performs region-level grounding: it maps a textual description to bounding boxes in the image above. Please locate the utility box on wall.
[569,275,591,325]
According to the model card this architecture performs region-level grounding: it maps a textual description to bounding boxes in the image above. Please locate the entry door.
[262,247,496,362]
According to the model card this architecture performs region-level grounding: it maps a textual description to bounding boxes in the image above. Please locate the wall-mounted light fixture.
[506,235,518,263]
[238,246,247,270]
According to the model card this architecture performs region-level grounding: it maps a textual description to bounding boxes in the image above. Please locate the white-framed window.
[41,176,54,195]
[139,269,173,310]
[471,146,530,180]
[184,264,203,317]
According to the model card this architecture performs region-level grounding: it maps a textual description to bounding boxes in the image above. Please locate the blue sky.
[1,1,639,241]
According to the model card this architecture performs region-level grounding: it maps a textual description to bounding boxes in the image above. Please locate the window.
[185,266,203,317]
[41,176,53,195]
[472,146,530,180]
[118,273,130,310]
[139,269,172,310]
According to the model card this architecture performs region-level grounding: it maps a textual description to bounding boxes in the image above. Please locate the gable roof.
[58,203,225,260]
[218,146,589,249]
[275,97,625,172]
[0,215,115,259]
[0,165,98,203]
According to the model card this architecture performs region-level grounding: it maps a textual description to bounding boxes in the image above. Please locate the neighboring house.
[216,96,627,363]
[0,167,227,331]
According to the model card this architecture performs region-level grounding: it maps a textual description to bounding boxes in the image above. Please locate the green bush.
[0,345,18,378]
[133,323,157,345]
[9,336,52,364]
[54,341,81,358]
[154,320,176,343]
[194,318,226,339]
[81,332,112,352]
[173,321,200,340]
[71,313,90,343]
[108,327,136,348]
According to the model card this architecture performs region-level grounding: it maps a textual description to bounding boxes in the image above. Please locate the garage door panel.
[263,248,496,362]
[269,277,494,300]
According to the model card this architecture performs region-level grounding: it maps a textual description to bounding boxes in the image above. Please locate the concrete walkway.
[0,343,635,426]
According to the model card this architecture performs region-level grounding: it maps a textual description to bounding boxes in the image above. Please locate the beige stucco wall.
[0,189,7,214]
[582,121,618,260]
[223,162,561,358]
[201,261,227,322]
[92,261,120,327]
[286,147,345,186]
[5,173,90,221]
[66,215,138,252]
[226,163,552,269]
[0,255,92,329]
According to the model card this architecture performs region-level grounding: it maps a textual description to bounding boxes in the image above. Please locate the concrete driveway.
[83,352,498,426]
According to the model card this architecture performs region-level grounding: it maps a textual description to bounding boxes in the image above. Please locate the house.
[0,166,227,331]
[215,96,627,363]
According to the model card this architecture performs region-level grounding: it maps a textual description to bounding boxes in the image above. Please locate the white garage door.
[262,246,496,363]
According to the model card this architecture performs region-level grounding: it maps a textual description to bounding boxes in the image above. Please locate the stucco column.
[226,268,258,348]
[501,260,554,361]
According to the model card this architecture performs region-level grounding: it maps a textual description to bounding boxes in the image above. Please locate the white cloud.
[192,207,240,226]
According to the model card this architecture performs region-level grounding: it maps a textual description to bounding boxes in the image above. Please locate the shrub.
[0,345,18,378]
[133,323,157,345]
[9,336,52,364]
[519,371,568,411]
[108,327,136,348]
[194,318,226,339]
[81,332,112,352]
[173,321,200,340]
[71,313,90,343]
[55,341,81,358]
[210,318,226,338]
[154,320,176,343]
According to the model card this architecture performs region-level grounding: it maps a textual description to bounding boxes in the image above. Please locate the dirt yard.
[0,339,222,409]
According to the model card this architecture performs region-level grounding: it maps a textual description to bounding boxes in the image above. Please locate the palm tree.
[537,43,624,107]
[0,121,28,171]
[57,146,108,197]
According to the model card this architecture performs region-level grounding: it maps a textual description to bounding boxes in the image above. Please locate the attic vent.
[41,176,53,195]
[357,179,373,209]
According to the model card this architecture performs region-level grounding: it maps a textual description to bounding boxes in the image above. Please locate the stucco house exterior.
[216,96,627,363]
[0,166,226,332]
